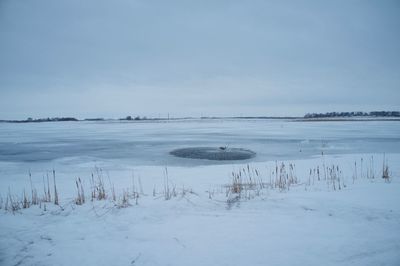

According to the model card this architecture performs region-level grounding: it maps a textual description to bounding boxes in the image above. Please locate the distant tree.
[304,111,400,118]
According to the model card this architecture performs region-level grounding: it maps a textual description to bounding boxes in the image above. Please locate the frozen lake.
[1,119,400,266]
[1,119,399,168]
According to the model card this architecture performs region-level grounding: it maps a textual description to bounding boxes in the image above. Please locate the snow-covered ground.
[0,120,399,266]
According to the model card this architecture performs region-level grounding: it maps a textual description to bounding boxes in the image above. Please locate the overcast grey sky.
[0,0,399,119]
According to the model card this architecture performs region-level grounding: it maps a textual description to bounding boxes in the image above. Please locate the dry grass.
[0,154,394,214]
[225,163,297,206]
[53,170,59,205]
[382,154,390,181]
[225,154,391,206]
[75,178,85,205]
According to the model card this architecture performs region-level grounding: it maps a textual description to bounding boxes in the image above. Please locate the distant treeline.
[2,117,79,123]
[119,115,147,121]
[0,116,153,123]
[2,112,399,123]
[304,111,400,119]
[88,116,152,121]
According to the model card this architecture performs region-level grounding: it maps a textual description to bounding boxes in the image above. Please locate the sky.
[0,0,399,119]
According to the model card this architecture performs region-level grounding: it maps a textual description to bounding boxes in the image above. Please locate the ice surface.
[0,119,399,167]
[0,119,399,266]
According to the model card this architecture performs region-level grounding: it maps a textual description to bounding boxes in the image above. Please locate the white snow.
[0,120,399,266]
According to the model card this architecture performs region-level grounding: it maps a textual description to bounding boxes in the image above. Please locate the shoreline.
[1,116,400,124]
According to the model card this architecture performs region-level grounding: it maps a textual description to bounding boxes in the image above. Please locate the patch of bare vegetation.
[224,163,299,208]
[0,155,393,214]
[0,165,198,215]
[382,154,391,182]
[150,168,196,201]
[222,154,392,208]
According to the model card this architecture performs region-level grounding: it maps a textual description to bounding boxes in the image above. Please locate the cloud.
[0,0,399,119]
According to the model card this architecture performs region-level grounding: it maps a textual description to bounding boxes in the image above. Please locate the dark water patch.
[170,147,256,161]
